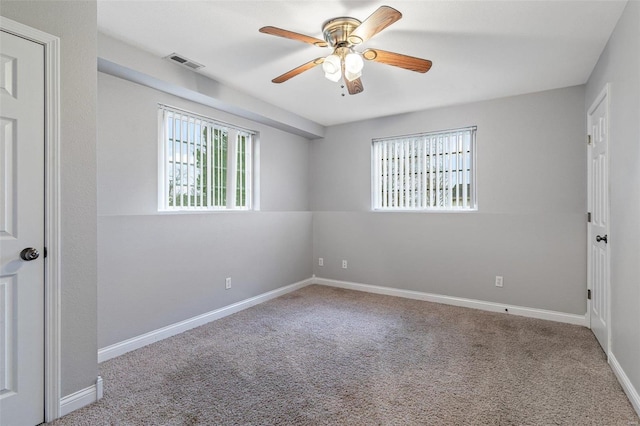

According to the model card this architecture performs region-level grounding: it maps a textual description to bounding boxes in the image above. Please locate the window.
[158,105,254,210]
[372,126,476,210]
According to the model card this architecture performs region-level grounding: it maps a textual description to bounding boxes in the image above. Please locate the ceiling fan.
[259,5,432,95]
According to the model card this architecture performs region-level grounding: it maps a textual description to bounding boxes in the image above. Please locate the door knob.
[596,234,608,244]
[20,248,40,261]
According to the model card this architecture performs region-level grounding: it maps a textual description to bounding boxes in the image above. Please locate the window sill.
[371,208,478,213]
[157,208,255,215]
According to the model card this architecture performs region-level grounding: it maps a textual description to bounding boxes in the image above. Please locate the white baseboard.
[313,277,589,327]
[98,278,314,363]
[609,352,640,418]
[59,376,103,417]
[99,275,588,364]
[94,275,638,420]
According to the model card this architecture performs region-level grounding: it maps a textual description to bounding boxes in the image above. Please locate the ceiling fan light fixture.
[322,54,341,75]
[260,6,431,95]
[324,70,342,82]
[344,69,362,82]
[345,52,364,73]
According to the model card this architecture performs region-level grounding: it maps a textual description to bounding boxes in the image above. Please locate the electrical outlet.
[318,257,324,266]
[495,276,503,288]
[225,277,231,290]
[342,260,348,269]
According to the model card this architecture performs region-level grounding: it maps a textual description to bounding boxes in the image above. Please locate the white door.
[587,86,610,354]
[0,30,45,426]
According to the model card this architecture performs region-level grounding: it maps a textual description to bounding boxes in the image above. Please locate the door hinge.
[587,212,592,223]
[43,247,47,258]
[587,289,592,300]
[587,134,592,145]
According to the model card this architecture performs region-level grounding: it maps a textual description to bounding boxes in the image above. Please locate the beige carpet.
[49,285,639,425]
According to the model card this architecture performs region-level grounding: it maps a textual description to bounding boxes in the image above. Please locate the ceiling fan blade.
[272,58,325,83]
[345,77,364,95]
[259,26,328,48]
[363,49,432,73]
[340,60,364,95]
[347,6,402,45]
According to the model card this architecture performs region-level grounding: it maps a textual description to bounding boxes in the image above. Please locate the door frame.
[0,16,61,422]
[586,83,611,356]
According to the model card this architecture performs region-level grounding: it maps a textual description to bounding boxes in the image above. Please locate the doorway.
[0,16,61,424]
[587,84,611,355]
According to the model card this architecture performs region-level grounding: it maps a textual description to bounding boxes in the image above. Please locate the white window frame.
[158,104,255,211]
[371,126,477,211]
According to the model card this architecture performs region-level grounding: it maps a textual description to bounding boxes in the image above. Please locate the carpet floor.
[48,285,639,425]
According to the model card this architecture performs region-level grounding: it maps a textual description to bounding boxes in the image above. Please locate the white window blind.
[158,105,254,210]
[372,127,477,210]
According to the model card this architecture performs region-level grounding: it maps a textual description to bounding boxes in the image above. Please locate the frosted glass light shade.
[322,54,341,75]
[325,70,342,82]
[345,52,364,73]
[344,69,361,82]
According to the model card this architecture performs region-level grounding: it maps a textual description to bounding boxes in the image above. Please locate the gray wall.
[0,1,98,396]
[97,72,312,348]
[312,86,587,315]
[586,0,640,404]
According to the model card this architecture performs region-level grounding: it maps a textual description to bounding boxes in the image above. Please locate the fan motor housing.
[322,17,361,47]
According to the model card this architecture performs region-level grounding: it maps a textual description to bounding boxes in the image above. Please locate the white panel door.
[0,30,45,426]
[587,88,609,354]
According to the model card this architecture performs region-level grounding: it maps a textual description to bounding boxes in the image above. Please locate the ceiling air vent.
[164,53,204,71]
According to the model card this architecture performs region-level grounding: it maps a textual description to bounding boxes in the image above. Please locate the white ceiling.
[98,0,627,127]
